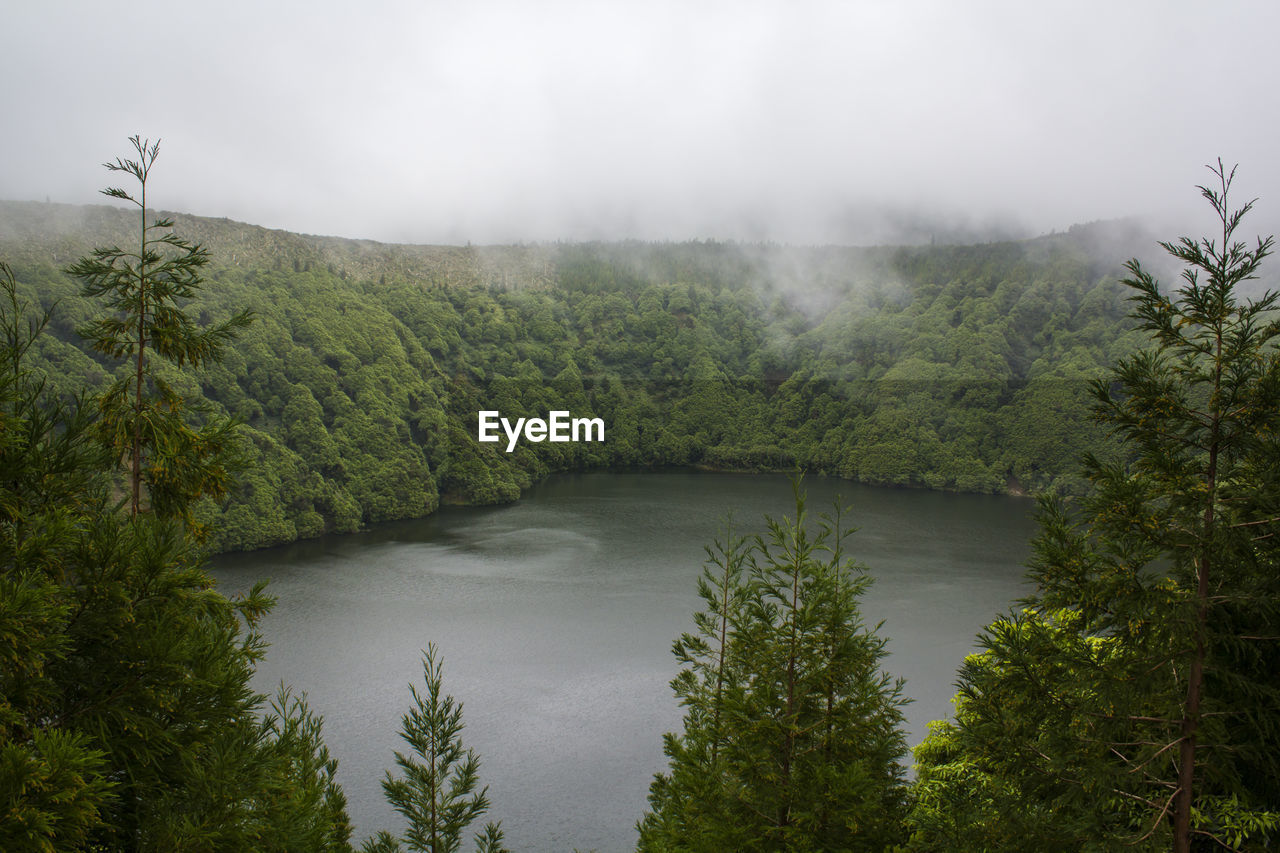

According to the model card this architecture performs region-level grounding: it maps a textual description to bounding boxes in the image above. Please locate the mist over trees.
[2,141,1278,850]
[0,199,1153,553]
[907,164,1280,851]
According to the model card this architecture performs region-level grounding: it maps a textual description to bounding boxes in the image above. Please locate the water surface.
[211,471,1037,852]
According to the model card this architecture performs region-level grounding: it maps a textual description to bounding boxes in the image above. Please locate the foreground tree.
[1102,163,1280,850]
[637,520,752,851]
[909,162,1280,850]
[67,135,251,527]
[4,139,354,848]
[0,260,114,850]
[364,645,506,853]
[3,259,356,851]
[639,486,909,852]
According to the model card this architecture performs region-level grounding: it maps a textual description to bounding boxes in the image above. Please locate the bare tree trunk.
[1173,557,1208,853]
[131,182,146,516]
[1174,327,1222,853]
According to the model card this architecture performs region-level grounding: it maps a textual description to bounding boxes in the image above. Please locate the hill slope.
[1,200,1150,551]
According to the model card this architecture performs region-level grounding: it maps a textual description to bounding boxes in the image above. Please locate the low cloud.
[2,1,1278,245]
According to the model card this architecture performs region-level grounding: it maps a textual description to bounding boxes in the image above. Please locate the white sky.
[3,0,1278,244]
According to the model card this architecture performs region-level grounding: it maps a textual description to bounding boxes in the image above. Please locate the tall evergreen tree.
[1096,162,1280,851]
[67,135,252,528]
[909,162,1280,851]
[640,485,908,852]
[637,520,752,852]
[1,264,355,850]
[3,141,354,848]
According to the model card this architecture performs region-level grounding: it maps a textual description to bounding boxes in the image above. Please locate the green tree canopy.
[640,485,908,852]
[909,162,1280,851]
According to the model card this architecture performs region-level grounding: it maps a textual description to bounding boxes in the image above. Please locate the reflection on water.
[211,471,1036,853]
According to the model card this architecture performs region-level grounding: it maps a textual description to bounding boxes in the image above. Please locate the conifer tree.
[0,261,114,850]
[366,644,506,853]
[2,261,355,851]
[733,488,908,851]
[67,135,252,529]
[910,162,1280,850]
[5,154,354,847]
[640,485,909,852]
[637,520,751,851]
[1093,162,1280,851]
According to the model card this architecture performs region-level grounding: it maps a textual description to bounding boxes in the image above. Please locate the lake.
[210,471,1037,852]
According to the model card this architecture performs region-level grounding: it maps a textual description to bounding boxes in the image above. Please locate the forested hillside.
[1,201,1149,551]
[6,174,1279,851]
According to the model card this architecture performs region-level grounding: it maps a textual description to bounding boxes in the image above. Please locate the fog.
[2,0,1278,245]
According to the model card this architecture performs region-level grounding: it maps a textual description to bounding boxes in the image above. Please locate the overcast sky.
[2,0,1278,245]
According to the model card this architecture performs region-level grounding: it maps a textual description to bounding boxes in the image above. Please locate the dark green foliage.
[1,261,115,850]
[1,255,353,849]
[639,486,908,851]
[638,522,751,852]
[908,164,1280,851]
[0,728,110,852]
[366,644,507,853]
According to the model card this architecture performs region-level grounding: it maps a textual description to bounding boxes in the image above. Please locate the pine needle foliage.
[66,135,252,530]
[3,253,357,851]
[909,162,1280,851]
[368,644,507,853]
[0,262,113,851]
[640,483,909,852]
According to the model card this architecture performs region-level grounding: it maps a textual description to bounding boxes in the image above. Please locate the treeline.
[2,202,1147,552]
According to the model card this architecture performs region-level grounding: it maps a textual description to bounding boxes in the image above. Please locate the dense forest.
[3,147,1278,851]
[0,199,1153,552]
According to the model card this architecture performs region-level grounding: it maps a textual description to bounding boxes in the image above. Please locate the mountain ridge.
[0,198,1164,288]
